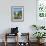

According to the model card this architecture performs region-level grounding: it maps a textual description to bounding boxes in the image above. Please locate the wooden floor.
[0,42,46,46]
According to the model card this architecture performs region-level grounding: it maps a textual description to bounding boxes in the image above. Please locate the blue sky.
[14,8,22,12]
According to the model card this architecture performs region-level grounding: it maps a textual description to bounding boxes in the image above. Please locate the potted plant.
[33,32,46,43]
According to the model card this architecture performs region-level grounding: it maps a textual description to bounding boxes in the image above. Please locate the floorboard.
[0,42,46,46]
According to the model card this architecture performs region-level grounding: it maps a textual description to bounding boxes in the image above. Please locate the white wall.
[0,0,37,42]
[0,0,36,33]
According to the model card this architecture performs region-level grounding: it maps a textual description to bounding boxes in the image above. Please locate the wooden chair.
[4,33,18,46]
[20,33,30,46]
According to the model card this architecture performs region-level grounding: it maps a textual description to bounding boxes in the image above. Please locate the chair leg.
[17,34,18,46]
[4,33,7,46]
[4,41,7,46]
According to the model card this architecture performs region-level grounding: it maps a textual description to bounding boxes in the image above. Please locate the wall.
[0,0,36,42]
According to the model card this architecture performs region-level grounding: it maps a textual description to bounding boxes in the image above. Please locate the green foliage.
[40,26,45,29]
[39,13,44,17]
[32,25,37,27]
[14,11,22,19]
[32,25,45,30]
[33,32,46,39]
[32,25,39,30]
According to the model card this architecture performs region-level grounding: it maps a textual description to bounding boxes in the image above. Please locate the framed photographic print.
[11,6,24,22]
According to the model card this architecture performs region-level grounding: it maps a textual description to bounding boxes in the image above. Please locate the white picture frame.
[11,6,24,22]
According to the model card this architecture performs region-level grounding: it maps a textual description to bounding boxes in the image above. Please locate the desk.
[4,33,18,46]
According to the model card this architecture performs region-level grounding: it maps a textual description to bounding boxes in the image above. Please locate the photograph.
[11,6,24,22]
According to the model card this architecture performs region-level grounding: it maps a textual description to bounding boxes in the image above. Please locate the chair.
[18,33,30,46]
[4,33,18,46]
[4,27,19,46]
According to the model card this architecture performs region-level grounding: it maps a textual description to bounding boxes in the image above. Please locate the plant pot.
[37,39,40,43]
[37,38,45,44]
